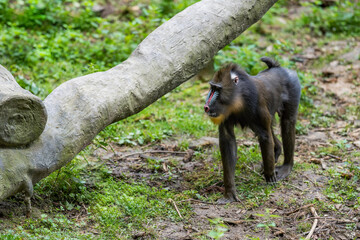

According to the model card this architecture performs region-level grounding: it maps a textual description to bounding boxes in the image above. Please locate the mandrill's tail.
[260,57,280,68]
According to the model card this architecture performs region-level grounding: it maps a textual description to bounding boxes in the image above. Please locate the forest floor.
[90,29,360,240]
[0,1,359,240]
[95,38,360,239]
[31,37,360,239]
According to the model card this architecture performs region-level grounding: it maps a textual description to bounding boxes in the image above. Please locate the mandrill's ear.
[230,71,239,85]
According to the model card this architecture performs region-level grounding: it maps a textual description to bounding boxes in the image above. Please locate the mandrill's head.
[204,64,246,125]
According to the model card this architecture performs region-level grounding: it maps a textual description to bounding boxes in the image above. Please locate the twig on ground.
[282,182,305,191]
[305,207,319,240]
[285,204,314,216]
[327,154,341,161]
[139,154,161,161]
[273,227,286,236]
[82,203,88,215]
[308,217,356,223]
[303,175,319,186]
[76,203,88,221]
[238,176,252,182]
[222,218,247,225]
[179,198,215,205]
[244,163,262,178]
[168,198,183,219]
[162,162,168,172]
[121,150,188,159]
[202,181,222,192]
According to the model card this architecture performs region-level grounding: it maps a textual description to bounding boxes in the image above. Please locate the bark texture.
[0,65,47,147]
[0,0,277,201]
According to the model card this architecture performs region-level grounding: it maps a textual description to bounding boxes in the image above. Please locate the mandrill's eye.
[230,71,239,85]
[233,76,239,85]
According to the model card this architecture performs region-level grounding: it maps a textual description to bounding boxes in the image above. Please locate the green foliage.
[297,1,360,36]
[0,0,200,97]
[324,161,360,206]
[156,0,176,16]
[1,216,90,240]
[34,155,93,205]
[27,150,192,238]
[325,173,359,205]
[214,45,262,74]
[0,0,101,32]
[255,208,281,238]
[296,221,312,234]
[0,232,25,240]
[314,142,360,209]
[207,218,229,239]
[98,81,216,146]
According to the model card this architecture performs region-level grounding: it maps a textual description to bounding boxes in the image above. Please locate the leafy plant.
[255,209,281,237]
[297,1,360,36]
[207,218,229,239]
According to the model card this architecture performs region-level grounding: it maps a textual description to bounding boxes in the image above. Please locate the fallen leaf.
[341,172,353,180]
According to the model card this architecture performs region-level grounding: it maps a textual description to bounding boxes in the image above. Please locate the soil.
[91,36,360,239]
[93,114,360,239]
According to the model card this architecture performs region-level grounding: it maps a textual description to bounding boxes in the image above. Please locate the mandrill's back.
[253,57,301,116]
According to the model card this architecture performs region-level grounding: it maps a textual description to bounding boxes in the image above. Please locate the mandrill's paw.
[275,164,293,181]
[216,192,240,205]
[265,174,277,185]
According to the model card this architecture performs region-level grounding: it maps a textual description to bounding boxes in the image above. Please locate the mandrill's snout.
[204,89,219,113]
[204,88,226,125]
[204,105,210,113]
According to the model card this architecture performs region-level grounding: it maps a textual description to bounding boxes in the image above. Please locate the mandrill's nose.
[204,105,210,113]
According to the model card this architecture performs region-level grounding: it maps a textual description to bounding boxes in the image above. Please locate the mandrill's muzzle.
[204,89,219,113]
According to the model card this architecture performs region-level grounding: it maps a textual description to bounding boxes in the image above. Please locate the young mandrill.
[204,57,301,203]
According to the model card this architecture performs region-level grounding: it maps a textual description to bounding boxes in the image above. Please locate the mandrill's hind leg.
[271,127,282,163]
[276,108,297,180]
[259,127,281,175]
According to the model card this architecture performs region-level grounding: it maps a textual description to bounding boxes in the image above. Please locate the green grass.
[0,0,200,97]
[296,1,360,36]
[5,152,193,239]
[1,0,360,239]
[99,81,217,146]
[317,143,360,208]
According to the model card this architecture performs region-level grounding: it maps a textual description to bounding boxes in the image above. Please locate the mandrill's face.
[204,81,226,125]
[204,64,244,125]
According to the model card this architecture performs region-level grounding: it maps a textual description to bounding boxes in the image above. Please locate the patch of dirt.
[91,142,208,193]
[86,111,360,240]
[320,60,360,103]
[129,37,359,239]
[147,164,358,239]
[152,168,358,239]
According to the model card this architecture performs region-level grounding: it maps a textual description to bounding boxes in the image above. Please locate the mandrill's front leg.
[217,121,240,204]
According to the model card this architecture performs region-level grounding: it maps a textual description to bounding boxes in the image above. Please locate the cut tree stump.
[0,65,47,147]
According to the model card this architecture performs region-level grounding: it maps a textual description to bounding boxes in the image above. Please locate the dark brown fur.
[204,57,301,203]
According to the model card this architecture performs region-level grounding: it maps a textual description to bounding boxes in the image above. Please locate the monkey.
[204,57,301,203]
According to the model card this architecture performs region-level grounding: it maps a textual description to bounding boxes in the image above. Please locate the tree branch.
[0,0,277,203]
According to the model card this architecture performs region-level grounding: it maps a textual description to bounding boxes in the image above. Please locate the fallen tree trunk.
[0,65,47,147]
[0,0,277,205]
